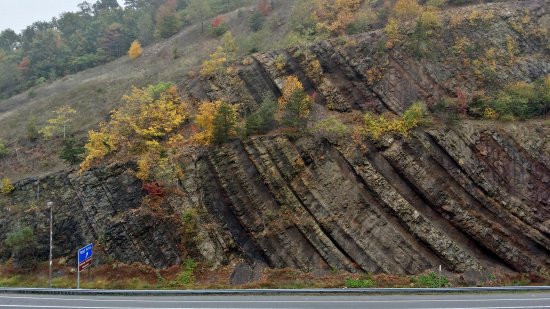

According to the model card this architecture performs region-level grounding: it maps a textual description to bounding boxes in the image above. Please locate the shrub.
[5,224,37,270]
[345,277,375,288]
[363,101,429,140]
[310,117,350,144]
[176,259,197,285]
[210,16,227,36]
[1,177,14,195]
[415,272,449,288]
[468,75,550,119]
[143,182,165,197]
[0,139,7,158]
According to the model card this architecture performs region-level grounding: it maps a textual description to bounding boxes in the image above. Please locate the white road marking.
[1,295,550,303]
[0,305,550,309]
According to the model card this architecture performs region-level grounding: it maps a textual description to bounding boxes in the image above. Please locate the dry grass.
[2,259,548,290]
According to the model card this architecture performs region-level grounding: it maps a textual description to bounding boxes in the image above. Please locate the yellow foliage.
[193,101,220,145]
[81,84,187,177]
[452,37,472,56]
[117,85,186,140]
[277,75,313,127]
[1,177,14,195]
[200,47,227,78]
[506,36,519,63]
[392,0,422,20]
[40,105,77,139]
[128,40,143,59]
[222,31,238,59]
[313,0,361,34]
[384,18,401,49]
[80,126,116,171]
[193,100,239,145]
[274,54,286,71]
[367,66,384,85]
[483,108,498,120]
[363,101,428,140]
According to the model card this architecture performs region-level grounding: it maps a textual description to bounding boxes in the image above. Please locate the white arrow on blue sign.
[78,243,93,264]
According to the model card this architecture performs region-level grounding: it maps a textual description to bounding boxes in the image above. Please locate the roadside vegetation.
[0,259,546,289]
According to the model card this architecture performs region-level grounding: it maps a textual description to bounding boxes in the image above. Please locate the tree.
[277,76,313,128]
[0,29,19,51]
[313,0,362,35]
[249,12,264,32]
[81,83,187,175]
[128,40,143,59]
[193,100,239,145]
[200,46,227,78]
[60,139,86,165]
[0,139,8,158]
[213,101,239,143]
[93,0,121,14]
[100,23,124,59]
[40,105,77,140]
[155,0,182,38]
[4,224,37,270]
[246,95,277,135]
[222,31,237,59]
[186,0,212,33]
[26,118,39,142]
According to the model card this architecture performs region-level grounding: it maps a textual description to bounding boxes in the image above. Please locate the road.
[0,293,549,309]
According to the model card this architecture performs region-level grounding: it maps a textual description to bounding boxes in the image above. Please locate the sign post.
[77,243,93,289]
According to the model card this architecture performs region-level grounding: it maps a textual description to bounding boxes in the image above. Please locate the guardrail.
[0,286,549,296]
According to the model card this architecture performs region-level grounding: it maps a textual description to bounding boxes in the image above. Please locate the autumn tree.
[128,40,143,59]
[156,0,182,38]
[81,83,187,183]
[313,0,362,35]
[186,0,213,33]
[40,105,77,140]
[200,47,227,78]
[1,177,14,195]
[222,31,238,59]
[193,100,239,145]
[363,101,429,140]
[277,76,313,128]
[384,0,442,53]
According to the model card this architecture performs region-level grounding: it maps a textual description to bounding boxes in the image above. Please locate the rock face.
[0,163,184,268]
[1,0,549,277]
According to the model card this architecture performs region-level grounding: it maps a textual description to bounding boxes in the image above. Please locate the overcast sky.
[0,0,123,33]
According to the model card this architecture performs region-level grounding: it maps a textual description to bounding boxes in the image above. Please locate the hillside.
[0,0,549,288]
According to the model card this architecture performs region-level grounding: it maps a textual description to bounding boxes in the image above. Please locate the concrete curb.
[0,286,549,296]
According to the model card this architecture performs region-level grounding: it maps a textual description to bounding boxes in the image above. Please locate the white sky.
[0,0,124,33]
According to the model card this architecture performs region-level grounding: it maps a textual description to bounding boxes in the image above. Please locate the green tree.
[26,117,39,142]
[249,12,264,32]
[245,96,277,135]
[0,139,8,158]
[186,0,212,33]
[60,139,86,165]
[212,101,238,144]
[5,224,37,270]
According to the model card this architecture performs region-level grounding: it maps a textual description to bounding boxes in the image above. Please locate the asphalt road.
[0,293,549,309]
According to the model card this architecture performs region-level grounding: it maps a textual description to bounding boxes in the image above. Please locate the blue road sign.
[78,243,93,264]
